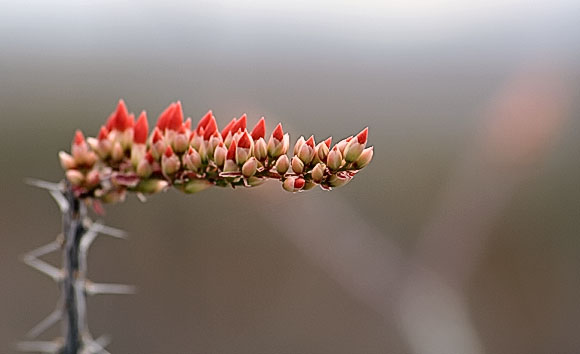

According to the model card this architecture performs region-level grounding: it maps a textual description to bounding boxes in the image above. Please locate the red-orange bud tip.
[238,132,252,149]
[357,127,368,144]
[272,123,284,141]
[188,146,194,154]
[305,136,315,148]
[203,116,218,140]
[145,151,155,164]
[197,110,213,133]
[134,111,149,144]
[221,118,237,138]
[226,139,237,160]
[164,146,174,157]
[74,130,85,145]
[152,128,163,143]
[294,177,306,189]
[324,137,332,148]
[167,101,184,131]
[178,124,187,134]
[250,117,266,140]
[232,114,247,132]
[184,117,192,130]
[157,103,175,131]
[113,99,131,131]
[98,126,108,141]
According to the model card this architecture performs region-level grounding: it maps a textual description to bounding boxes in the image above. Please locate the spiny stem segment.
[20,180,131,354]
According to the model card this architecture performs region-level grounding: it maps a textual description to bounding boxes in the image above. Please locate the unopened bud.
[172,129,189,154]
[131,144,147,168]
[242,157,258,178]
[253,138,267,161]
[327,147,343,171]
[136,159,153,178]
[311,163,326,183]
[282,176,305,192]
[312,142,329,164]
[223,159,239,173]
[65,169,84,186]
[135,179,168,194]
[85,169,100,188]
[59,151,76,170]
[327,173,351,188]
[275,155,290,175]
[183,147,202,172]
[214,143,227,167]
[161,147,180,176]
[355,146,373,169]
[293,136,305,156]
[111,141,125,161]
[291,156,304,174]
[344,139,365,163]
[181,179,213,194]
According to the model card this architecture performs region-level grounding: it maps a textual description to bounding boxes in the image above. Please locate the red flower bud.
[98,126,109,141]
[203,115,218,140]
[231,114,247,133]
[357,127,368,144]
[167,101,184,131]
[134,111,149,144]
[226,139,237,161]
[324,137,332,148]
[157,102,176,131]
[250,117,266,140]
[196,110,213,134]
[272,123,284,141]
[74,130,85,145]
[112,99,131,131]
[221,117,237,138]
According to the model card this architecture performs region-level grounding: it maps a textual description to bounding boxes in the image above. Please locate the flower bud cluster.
[59,100,373,202]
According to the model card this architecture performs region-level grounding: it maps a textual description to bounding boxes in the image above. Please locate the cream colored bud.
[59,151,76,170]
[298,144,314,165]
[136,159,153,178]
[253,138,267,161]
[214,145,227,167]
[327,148,342,171]
[131,144,147,168]
[136,179,168,194]
[236,147,250,165]
[313,142,329,164]
[65,169,84,186]
[293,136,305,156]
[291,156,304,174]
[355,146,373,169]
[311,163,326,183]
[111,141,125,161]
[172,133,189,154]
[327,174,351,188]
[85,169,100,188]
[242,157,258,178]
[344,140,365,163]
[183,148,202,171]
[275,155,290,175]
[161,154,180,176]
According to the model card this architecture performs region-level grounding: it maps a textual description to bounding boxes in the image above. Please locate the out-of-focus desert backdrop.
[1,1,580,353]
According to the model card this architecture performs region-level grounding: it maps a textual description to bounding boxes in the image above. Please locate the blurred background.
[1,0,580,353]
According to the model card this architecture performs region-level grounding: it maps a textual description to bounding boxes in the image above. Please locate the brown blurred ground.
[1,1,580,353]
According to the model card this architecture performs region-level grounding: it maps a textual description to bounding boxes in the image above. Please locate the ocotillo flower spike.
[58,100,373,201]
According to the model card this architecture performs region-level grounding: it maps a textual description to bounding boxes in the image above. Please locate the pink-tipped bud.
[59,151,76,170]
[275,155,290,175]
[327,146,343,171]
[196,110,213,134]
[282,176,305,192]
[272,123,284,141]
[297,141,315,165]
[355,146,373,169]
[291,156,304,174]
[136,158,153,178]
[134,111,149,144]
[183,146,202,171]
[242,157,258,178]
[85,169,100,188]
[214,143,227,167]
[221,117,237,138]
[236,132,252,165]
[324,137,332,148]
[161,146,180,176]
[344,135,366,163]
[172,125,190,154]
[184,117,192,130]
[311,163,326,183]
[231,114,247,132]
[167,101,184,131]
[203,116,218,140]
[312,141,329,164]
[293,136,305,156]
[65,169,84,186]
[267,124,288,158]
[157,102,176,131]
[226,139,237,161]
[112,99,131,131]
[336,136,352,155]
[253,137,267,161]
[74,130,85,146]
[111,141,124,161]
[250,117,266,140]
[357,127,368,144]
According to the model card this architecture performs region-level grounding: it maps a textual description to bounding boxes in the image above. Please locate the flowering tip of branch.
[203,116,218,140]
[226,139,237,160]
[221,117,237,138]
[133,111,149,144]
[232,114,247,132]
[357,127,368,144]
[197,110,213,133]
[250,117,266,140]
[164,146,174,158]
[272,123,284,141]
[74,130,85,145]
[238,131,252,149]
[324,137,332,148]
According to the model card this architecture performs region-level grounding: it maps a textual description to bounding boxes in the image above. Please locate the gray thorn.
[17,340,62,353]
[48,190,69,213]
[26,308,62,338]
[85,282,136,296]
[22,241,63,282]
[24,178,63,192]
[90,222,128,239]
